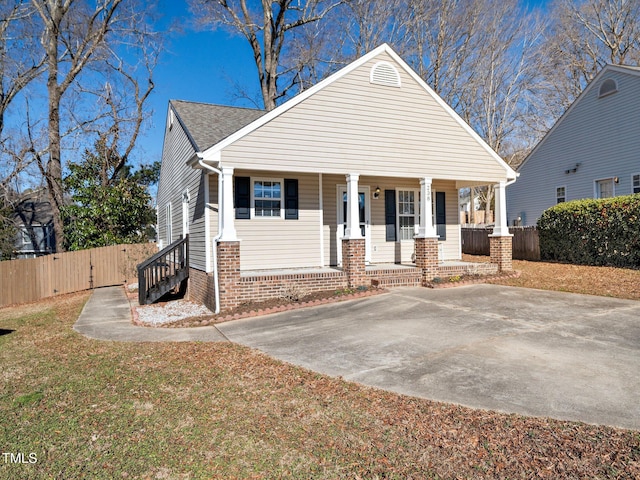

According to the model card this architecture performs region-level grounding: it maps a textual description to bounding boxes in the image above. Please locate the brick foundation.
[188,267,217,312]
[238,270,347,303]
[342,238,367,288]
[490,235,513,272]
[414,236,439,285]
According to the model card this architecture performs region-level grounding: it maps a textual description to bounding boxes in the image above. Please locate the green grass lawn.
[1,292,639,479]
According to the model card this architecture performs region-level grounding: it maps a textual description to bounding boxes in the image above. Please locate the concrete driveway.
[217,284,640,430]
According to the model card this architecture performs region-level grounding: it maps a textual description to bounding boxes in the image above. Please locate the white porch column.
[344,173,362,239]
[491,181,511,237]
[219,166,238,241]
[417,177,437,238]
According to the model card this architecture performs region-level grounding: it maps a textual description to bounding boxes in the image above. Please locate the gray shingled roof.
[170,100,266,151]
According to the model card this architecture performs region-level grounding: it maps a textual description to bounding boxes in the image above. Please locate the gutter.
[197,155,222,314]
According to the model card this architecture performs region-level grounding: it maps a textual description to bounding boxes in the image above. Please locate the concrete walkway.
[73,286,226,342]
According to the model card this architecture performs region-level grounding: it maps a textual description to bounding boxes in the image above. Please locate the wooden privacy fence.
[0,243,158,307]
[462,226,540,261]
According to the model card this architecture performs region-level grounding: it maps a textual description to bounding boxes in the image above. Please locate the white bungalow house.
[156,44,516,312]
[507,64,640,226]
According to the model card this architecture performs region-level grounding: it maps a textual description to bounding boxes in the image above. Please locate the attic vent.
[598,78,618,98]
[370,61,401,87]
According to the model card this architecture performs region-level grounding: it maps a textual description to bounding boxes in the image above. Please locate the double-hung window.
[633,174,640,194]
[556,186,566,204]
[253,179,282,218]
[596,179,614,199]
[397,190,418,240]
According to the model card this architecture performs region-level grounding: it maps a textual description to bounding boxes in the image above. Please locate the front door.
[337,186,371,264]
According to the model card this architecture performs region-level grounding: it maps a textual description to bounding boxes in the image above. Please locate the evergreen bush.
[537,194,640,267]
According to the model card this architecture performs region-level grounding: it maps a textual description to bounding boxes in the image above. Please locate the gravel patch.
[135,300,213,327]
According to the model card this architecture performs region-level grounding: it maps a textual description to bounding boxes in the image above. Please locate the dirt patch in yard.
[463,254,640,300]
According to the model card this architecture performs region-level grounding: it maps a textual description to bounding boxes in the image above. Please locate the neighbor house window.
[556,186,566,204]
[397,190,418,240]
[633,174,640,194]
[253,179,282,218]
[596,179,614,199]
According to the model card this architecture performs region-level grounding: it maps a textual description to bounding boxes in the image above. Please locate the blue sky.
[139,0,550,166]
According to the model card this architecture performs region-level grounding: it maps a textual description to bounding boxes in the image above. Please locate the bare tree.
[0,2,44,187]
[541,0,640,118]
[189,0,348,111]
[31,0,158,252]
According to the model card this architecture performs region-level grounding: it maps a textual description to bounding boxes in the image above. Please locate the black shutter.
[284,179,298,220]
[385,189,396,241]
[234,176,250,219]
[435,191,446,240]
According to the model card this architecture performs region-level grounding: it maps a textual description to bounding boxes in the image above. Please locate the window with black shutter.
[234,176,250,219]
[435,191,446,240]
[385,190,396,241]
[284,179,298,220]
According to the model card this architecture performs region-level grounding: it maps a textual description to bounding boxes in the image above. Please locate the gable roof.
[517,64,640,172]
[170,100,265,152]
[10,189,53,226]
[194,44,515,180]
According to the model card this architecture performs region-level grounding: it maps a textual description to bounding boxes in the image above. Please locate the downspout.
[198,156,222,314]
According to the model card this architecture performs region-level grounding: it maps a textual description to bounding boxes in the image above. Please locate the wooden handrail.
[137,235,189,305]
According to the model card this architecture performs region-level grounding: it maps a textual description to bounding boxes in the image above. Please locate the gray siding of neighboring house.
[507,68,640,226]
[157,107,208,271]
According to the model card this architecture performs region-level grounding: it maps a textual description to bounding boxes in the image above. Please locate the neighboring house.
[11,189,55,259]
[507,64,640,226]
[156,44,516,312]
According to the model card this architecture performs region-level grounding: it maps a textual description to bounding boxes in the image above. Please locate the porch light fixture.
[373,186,381,199]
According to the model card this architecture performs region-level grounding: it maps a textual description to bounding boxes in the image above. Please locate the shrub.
[537,194,640,267]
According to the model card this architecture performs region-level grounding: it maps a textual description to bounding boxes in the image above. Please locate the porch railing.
[137,235,189,305]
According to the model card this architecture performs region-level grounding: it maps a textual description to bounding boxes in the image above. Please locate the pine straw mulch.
[464,254,640,300]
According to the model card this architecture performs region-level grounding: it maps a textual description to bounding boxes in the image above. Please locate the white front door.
[337,186,371,264]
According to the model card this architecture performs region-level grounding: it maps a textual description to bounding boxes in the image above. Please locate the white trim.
[491,181,511,237]
[395,187,419,241]
[219,166,238,241]
[199,44,516,181]
[204,174,212,272]
[165,202,172,244]
[594,177,616,199]
[181,188,190,237]
[336,184,372,264]
[318,173,325,267]
[250,176,285,219]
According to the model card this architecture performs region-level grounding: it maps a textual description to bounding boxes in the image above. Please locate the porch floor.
[240,260,496,277]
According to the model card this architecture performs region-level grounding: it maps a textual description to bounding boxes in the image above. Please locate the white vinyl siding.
[507,67,640,225]
[220,52,508,184]
[236,171,321,271]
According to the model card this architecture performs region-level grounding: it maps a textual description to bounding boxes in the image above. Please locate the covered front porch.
[208,170,513,312]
